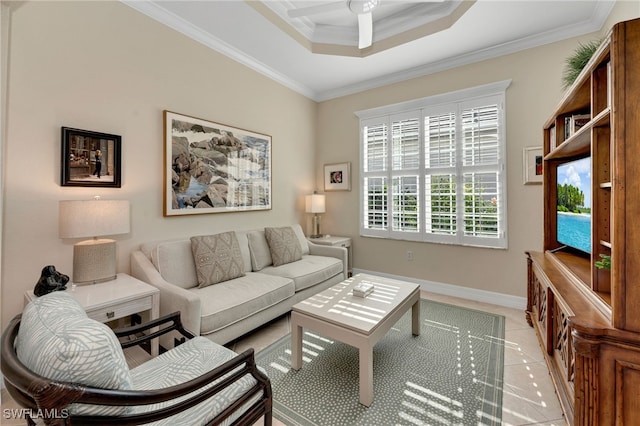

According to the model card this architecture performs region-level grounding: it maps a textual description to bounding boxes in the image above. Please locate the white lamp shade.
[59,199,130,239]
[305,194,326,214]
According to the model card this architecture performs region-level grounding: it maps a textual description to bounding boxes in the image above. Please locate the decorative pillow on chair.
[191,231,245,288]
[265,226,302,267]
[16,292,133,416]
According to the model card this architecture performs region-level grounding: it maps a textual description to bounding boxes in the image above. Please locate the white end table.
[309,235,352,276]
[25,273,160,356]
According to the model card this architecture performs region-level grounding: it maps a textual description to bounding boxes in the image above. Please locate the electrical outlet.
[407,250,414,261]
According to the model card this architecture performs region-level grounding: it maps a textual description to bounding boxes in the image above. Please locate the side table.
[309,235,352,277]
[25,273,160,356]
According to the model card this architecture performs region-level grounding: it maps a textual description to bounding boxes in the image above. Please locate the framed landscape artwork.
[61,127,121,188]
[324,162,351,191]
[163,111,272,216]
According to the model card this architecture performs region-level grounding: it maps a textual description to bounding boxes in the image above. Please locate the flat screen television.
[556,157,592,254]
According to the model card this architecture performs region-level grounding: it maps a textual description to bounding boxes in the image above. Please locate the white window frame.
[355,80,511,249]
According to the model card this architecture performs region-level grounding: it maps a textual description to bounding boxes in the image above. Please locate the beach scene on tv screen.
[557,157,591,253]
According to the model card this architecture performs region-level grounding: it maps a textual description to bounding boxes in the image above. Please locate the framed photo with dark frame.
[163,110,272,216]
[61,127,121,188]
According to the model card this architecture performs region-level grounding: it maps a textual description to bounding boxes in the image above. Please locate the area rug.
[255,299,505,426]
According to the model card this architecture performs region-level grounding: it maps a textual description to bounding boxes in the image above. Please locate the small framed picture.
[523,146,543,185]
[61,127,121,187]
[324,162,351,191]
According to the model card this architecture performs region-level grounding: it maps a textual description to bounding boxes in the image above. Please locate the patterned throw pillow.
[191,232,245,288]
[16,292,133,416]
[265,226,302,267]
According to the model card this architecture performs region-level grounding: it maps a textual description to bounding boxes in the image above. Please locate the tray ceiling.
[123,0,616,101]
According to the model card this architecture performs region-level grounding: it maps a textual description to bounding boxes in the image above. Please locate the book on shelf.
[353,282,374,298]
[564,113,590,140]
[550,126,556,150]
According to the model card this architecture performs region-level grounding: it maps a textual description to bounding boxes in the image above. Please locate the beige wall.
[1,1,638,327]
[315,2,639,298]
[0,1,316,327]
[604,1,640,33]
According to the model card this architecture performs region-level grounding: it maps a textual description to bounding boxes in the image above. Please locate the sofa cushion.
[234,231,254,273]
[246,230,272,271]
[190,273,294,335]
[131,336,263,426]
[290,223,310,256]
[260,255,343,292]
[146,239,199,289]
[16,292,133,416]
[265,226,302,266]
[191,232,245,288]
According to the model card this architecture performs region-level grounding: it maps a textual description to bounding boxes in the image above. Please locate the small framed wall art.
[523,146,543,185]
[61,127,121,188]
[164,110,272,216]
[324,162,351,191]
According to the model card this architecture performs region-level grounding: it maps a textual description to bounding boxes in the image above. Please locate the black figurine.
[34,265,70,297]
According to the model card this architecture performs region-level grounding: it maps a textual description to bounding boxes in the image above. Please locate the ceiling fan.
[287,0,381,49]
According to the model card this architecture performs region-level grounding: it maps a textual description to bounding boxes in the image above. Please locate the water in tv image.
[557,157,591,253]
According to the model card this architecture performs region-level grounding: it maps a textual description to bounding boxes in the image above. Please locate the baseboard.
[352,268,526,310]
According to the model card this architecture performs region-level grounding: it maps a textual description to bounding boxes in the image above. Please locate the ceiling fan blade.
[357,12,373,49]
[287,1,344,18]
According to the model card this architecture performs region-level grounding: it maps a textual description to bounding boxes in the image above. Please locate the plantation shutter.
[424,110,457,242]
[391,113,420,237]
[459,98,505,247]
[358,80,509,249]
[362,119,388,235]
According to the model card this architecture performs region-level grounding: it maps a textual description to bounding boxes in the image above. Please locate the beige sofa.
[131,224,347,348]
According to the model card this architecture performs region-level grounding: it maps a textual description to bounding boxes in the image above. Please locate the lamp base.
[310,214,323,239]
[73,239,117,285]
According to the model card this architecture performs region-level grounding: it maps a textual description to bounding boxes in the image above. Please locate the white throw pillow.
[247,230,273,271]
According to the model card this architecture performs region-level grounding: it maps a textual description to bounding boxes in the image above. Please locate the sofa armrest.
[130,250,202,337]
[307,242,348,280]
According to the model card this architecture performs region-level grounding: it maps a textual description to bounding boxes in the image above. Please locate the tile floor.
[1,290,567,426]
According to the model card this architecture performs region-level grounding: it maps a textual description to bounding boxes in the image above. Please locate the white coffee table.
[290,273,421,406]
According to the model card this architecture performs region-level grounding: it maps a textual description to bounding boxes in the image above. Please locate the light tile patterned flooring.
[1,290,567,425]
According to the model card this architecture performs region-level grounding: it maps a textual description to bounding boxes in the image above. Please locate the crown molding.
[120,0,317,100]
[121,0,615,103]
[317,1,615,102]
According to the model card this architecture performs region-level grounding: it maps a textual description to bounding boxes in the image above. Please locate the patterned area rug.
[256,299,505,426]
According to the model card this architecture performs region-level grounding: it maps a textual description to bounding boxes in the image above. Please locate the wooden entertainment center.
[526,18,640,425]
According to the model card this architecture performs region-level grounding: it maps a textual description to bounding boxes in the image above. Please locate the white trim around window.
[355,80,511,249]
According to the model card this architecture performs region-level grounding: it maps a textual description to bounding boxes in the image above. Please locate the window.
[356,80,510,248]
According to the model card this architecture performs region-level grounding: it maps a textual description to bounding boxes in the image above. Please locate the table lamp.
[305,193,325,238]
[59,197,130,284]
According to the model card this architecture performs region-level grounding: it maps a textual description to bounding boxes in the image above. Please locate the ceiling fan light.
[348,0,379,15]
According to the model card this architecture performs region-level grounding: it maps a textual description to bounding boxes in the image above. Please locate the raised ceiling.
[123,0,616,101]
[258,0,476,55]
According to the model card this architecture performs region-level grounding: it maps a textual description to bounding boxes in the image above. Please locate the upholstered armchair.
[1,291,272,426]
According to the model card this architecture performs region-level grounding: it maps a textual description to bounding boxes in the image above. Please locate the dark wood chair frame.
[1,311,273,426]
